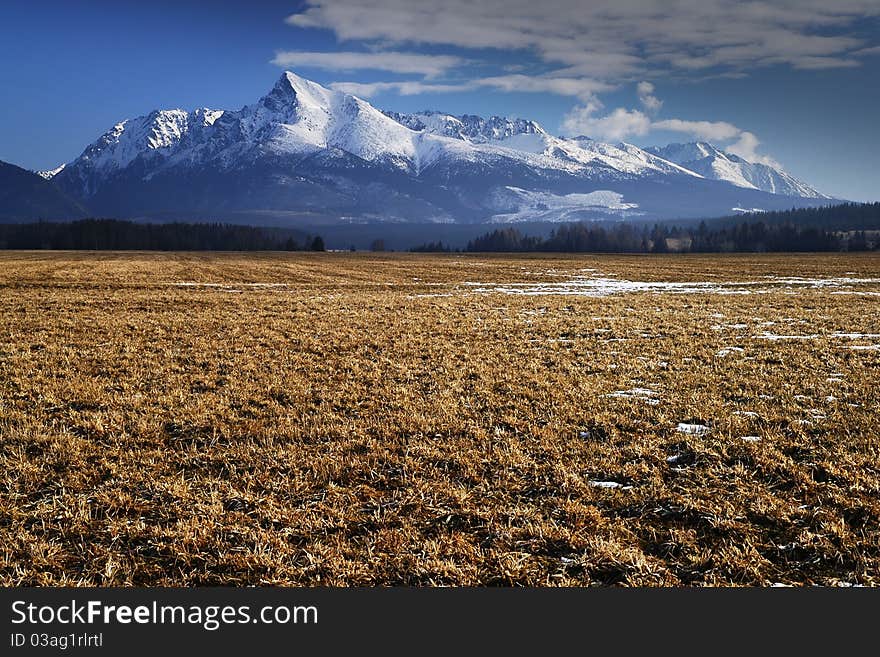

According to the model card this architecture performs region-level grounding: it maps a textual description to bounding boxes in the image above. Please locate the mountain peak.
[647,142,827,198]
[260,70,332,114]
[276,70,328,96]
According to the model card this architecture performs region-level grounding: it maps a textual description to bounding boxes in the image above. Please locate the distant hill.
[0,160,88,221]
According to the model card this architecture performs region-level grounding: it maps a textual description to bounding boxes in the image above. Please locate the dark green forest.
[460,203,880,253]
[711,202,880,230]
[0,219,325,251]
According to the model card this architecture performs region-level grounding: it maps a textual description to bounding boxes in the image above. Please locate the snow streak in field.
[465,271,880,298]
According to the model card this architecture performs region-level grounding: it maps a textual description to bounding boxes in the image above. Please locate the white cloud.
[637,81,662,112]
[328,80,473,97]
[270,51,463,78]
[562,86,740,144]
[790,56,862,69]
[562,102,651,141]
[286,1,880,75]
[282,0,877,170]
[329,74,611,101]
[727,131,782,167]
[562,96,780,167]
[475,75,612,101]
[652,119,741,141]
[544,51,644,78]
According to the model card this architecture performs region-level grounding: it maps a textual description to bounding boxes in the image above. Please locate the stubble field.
[1,251,878,586]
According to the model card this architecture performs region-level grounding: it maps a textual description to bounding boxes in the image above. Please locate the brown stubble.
[0,251,878,586]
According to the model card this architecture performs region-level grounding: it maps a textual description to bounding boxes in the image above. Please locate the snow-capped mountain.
[646,142,828,199]
[48,71,831,224]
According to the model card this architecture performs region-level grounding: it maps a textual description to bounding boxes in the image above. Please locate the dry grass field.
[1,251,878,586]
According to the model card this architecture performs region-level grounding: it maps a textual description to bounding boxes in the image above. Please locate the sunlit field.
[1,251,878,586]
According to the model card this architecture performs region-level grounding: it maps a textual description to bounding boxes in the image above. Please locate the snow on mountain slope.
[62,107,227,194]
[389,113,827,200]
[385,112,699,179]
[36,163,66,180]
[492,133,696,177]
[646,142,828,198]
[562,137,699,177]
[83,109,191,171]
[242,73,423,165]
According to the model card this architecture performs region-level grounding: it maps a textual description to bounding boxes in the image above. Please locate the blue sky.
[1,0,878,200]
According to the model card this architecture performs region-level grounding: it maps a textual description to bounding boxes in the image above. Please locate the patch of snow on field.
[464,271,880,298]
[589,480,632,490]
[676,423,710,436]
[175,282,228,287]
[768,276,880,287]
[465,277,753,296]
[716,347,745,357]
[849,345,880,351]
[606,388,660,404]
[741,436,762,443]
[754,332,819,340]
[175,282,292,288]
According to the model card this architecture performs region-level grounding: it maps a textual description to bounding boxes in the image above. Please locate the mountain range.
[4,71,832,225]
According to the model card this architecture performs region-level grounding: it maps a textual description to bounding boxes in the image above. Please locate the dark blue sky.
[2,0,878,200]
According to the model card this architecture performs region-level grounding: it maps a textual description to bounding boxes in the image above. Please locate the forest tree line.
[458,202,880,253]
[712,202,880,231]
[0,219,325,251]
[462,222,877,253]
